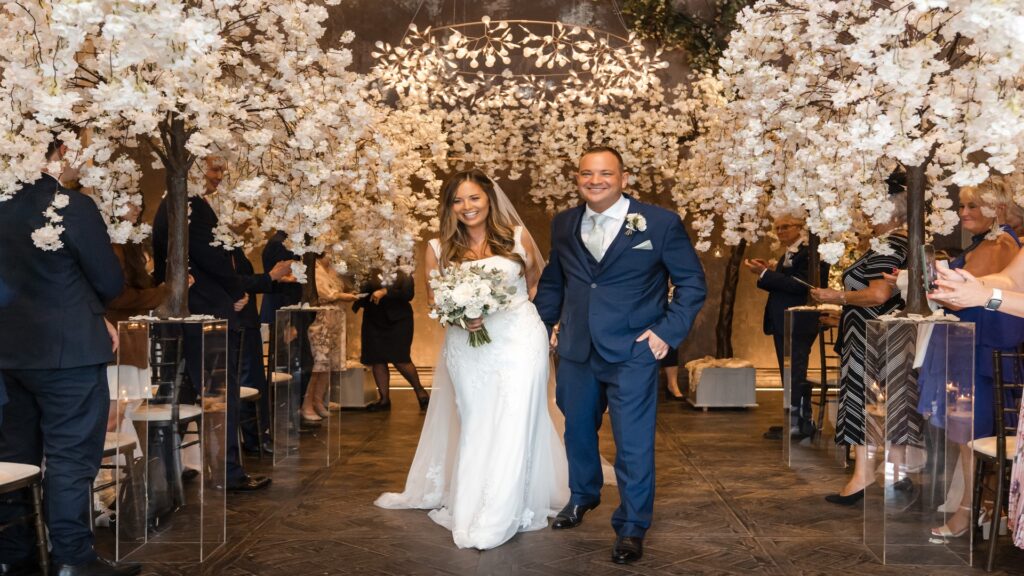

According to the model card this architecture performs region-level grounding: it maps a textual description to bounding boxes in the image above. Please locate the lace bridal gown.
[375,229,569,550]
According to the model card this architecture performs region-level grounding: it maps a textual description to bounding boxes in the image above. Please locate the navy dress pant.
[0,365,108,565]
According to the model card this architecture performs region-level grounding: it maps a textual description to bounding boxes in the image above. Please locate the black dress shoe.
[0,559,40,576]
[242,441,275,456]
[551,501,599,530]
[227,475,271,492]
[54,556,140,576]
[824,489,864,505]
[762,427,783,440]
[611,535,644,564]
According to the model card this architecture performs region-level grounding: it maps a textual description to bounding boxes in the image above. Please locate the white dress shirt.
[581,194,630,253]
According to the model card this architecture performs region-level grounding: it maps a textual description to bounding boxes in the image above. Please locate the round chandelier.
[371,16,669,109]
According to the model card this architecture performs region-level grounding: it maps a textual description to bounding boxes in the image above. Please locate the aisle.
[118,391,1024,575]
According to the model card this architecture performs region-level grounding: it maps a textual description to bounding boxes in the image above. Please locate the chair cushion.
[130,403,203,422]
[0,462,41,487]
[969,436,1018,460]
[240,386,260,401]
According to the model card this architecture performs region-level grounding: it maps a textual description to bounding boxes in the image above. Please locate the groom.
[535,146,706,564]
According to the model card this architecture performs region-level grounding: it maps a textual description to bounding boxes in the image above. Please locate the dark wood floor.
[99,390,1024,575]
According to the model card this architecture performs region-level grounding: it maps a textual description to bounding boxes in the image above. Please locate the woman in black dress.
[354,271,430,411]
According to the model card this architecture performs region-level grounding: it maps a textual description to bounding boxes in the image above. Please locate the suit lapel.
[595,197,636,275]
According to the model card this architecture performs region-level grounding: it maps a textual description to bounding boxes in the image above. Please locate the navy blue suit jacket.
[152,195,244,325]
[535,197,706,364]
[0,176,123,369]
[757,243,829,337]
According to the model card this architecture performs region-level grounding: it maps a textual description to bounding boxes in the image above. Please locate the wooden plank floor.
[97,390,1024,575]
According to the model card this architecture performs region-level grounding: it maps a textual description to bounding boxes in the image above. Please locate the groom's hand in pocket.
[636,329,669,360]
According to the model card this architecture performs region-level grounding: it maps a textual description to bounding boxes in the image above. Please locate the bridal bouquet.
[428,265,517,347]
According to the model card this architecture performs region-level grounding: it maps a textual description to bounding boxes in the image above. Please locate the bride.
[375,169,569,550]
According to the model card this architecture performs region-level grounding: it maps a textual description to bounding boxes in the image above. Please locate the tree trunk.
[904,162,930,315]
[155,118,190,318]
[807,234,821,288]
[301,251,319,305]
[715,239,746,359]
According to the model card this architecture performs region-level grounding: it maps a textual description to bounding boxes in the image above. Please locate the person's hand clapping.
[743,258,770,275]
[269,260,296,282]
[233,293,249,311]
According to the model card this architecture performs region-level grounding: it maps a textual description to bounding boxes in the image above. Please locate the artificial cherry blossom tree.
[371,19,700,212]
[0,0,400,315]
[679,0,1024,313]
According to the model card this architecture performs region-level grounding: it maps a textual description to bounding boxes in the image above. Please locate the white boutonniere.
[625,213,647,236]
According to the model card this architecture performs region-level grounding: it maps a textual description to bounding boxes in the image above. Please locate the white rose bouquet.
[428,265,517,347]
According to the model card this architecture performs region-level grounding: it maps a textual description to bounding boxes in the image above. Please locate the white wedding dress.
[375,229,569,550]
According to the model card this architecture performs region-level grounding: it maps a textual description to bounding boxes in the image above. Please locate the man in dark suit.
[744,214,828,440]
[152,156,270,492]
[233,247,294,454]
[0,137,139,575]
[535,147,706,564]
[258,231,313,416]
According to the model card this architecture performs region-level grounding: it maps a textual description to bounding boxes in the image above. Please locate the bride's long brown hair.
[438,169,524,274]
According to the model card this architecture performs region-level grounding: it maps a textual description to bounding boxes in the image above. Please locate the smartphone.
[922,244,938,292]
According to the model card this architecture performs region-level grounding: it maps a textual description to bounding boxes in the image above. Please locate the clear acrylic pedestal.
[863,318,974,566]
[783,308,846,468]
[273,307,343,466]
[114,318,227,563]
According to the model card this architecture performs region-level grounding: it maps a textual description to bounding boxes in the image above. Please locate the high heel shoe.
[313,403,330,418]
[825,489,864,505]
[931,506,971,539]
[417,395,430,411]
[978,507,1009,540]
[300,410,323,426]
[366,400,391,412]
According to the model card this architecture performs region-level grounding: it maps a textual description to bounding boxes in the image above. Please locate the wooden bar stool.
[0,462,49,576]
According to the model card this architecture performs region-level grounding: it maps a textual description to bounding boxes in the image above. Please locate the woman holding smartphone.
[923,180,1024,537]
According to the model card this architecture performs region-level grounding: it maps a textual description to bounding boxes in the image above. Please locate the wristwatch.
[984,288,1003,311]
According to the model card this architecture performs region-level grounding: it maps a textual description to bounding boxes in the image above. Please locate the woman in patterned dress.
[811,178,910,505]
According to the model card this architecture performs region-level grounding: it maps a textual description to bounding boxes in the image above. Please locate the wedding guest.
[104,205,169,428]
[932,256,1024,551]
[745,213,828,440]
[353,270,430,412]
[233,246,295,454]
[0,134,139,575]
[300,257,358,424]
[811,173,913,505]
[152,155,270,492]
[919,181,1024,537]
[259,230,311,412]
